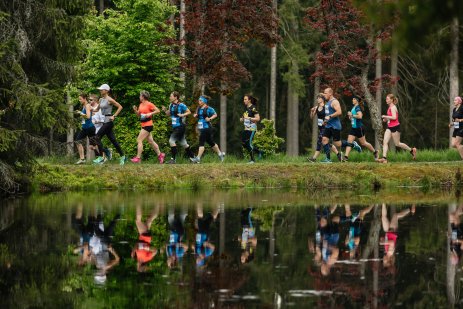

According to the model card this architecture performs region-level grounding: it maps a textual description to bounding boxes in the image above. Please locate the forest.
[0,0,462,194]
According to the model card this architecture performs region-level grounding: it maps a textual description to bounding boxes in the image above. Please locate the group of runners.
[309,87,418,163]
[75,84,260,165]
[75,84,463,164]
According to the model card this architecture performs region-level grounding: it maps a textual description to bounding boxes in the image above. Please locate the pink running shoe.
[158,152,165,164]
[131,157,141,163]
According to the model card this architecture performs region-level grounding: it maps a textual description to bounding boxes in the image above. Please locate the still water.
[0,190,461,308]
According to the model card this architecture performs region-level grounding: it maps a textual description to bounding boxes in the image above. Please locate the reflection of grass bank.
[33,161,462,193]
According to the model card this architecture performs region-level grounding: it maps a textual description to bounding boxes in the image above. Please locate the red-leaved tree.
[184,0,279,94]
[306,0,396,142]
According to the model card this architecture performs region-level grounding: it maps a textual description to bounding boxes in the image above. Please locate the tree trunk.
[375,38,382,150]
[287,83,294,155]
[99,0,104,15]
[362,69,383,145]
[66,90,74,156]
[449,16,459,148]
[447,203,457,306]
[389,42,398,152]
[269,0,277,123]
[179,0,186,87]
[311,63,321,151]
[286,63,299,157]
[220,88,227,153]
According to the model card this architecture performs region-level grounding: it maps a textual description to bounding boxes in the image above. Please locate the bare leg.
[382,203,390,232]
[358,136,376,153]
[390,208,411,231]
[359,205,374,220]
[392,132,412,151]
[136,130,150,158]
[77,143,85,160]
[146,133,161,156]
[197,146,205,158]
[382,130,392,158]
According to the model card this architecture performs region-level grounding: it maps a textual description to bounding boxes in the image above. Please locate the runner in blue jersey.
[190,95,225,163]
[162,91,195,164]
[321,88,343,163]
[166,208,188,269]
[193,204,219,267]
[342,96,378,161]
[74,93,100,164]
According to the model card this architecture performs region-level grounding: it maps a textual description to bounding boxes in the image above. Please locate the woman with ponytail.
[379,94,417,163]
[240,94,260,164]
[343,96,378,161]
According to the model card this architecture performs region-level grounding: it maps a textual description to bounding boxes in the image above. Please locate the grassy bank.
[33,156,463,193]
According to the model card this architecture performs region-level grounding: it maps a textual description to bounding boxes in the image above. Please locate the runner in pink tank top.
[378,94,417,163]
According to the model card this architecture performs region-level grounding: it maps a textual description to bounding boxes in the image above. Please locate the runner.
[93,84,126,165]
[162,91,195,164]
[89,94,112,161]
[130,90,165,164]
[75,93,98,164]
[450,96,463,160]
[344,204,374,259]
[240,94,260,164]
[343,96,378,161]
[321,88,343,163]
[308,94,337,162]
[449,204,463,265]
[378,94,417,163]
[190,95,225,164]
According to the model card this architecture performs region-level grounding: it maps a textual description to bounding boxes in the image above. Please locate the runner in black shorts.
[450,96,463,160]
[342,96,378,161]
[161,91,195,164]
[190,95,225,163]
[308,94,337,162]
[74,93,99,164]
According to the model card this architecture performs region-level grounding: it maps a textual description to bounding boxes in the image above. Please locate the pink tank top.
[387,106,400,128]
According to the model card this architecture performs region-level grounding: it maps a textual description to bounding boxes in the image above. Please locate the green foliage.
[81,0,179,105]
[252,119,285,156]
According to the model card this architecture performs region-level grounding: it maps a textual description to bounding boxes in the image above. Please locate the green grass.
[32,149,463,193]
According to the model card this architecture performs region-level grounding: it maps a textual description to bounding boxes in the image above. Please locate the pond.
[0,190,461,308]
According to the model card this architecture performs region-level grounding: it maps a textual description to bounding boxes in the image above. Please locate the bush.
[252,119,284,156]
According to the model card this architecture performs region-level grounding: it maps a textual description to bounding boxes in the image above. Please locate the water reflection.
[1,192,461,307]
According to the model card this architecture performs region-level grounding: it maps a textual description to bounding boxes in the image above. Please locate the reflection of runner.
[381,204,415,268]
[166,209,188,269]
[193,205,218,267]
[449,205,463,265]
[73,208,120,284]
[239,208,257,264]
[131,205,159,272]
[344,204,374,259]
[319,211,340,276]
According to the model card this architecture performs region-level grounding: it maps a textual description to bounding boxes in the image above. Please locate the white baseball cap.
[97,84,110,91]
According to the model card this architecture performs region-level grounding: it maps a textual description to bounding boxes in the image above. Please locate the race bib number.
[169,234,175,244]
[81,119,85,125]
[325,105,330,114]
[138,243,148,250]
[171,117,178,126]
[196,234,202,243]
[351,118,355,126]
[454,122,460,129]
[244,118,251,126]
[198,121,204,129]
[317,119,323,126]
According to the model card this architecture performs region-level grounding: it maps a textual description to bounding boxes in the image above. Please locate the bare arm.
[179,107,191,118]
[327,100,342,118]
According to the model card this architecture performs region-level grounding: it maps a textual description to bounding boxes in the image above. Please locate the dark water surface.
[0,191,461,308]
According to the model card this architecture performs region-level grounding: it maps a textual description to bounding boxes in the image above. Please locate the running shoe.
[102,156,108,164]
[190,156,200,164]
[337,152,343,162]
[119,155,126,165]
[219,152,225,163]
[352,141,362,152]
[75,159,86,165]
[166,158,176,164]
[320,158,332,163]
[373,150,379,161]
[93,156,104,164]
[307,157,316,163]
[411,147,417,160]
[130,156,140,164]
[158,153,165,164]
[377,158,388,164]
[247,160,255,164]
